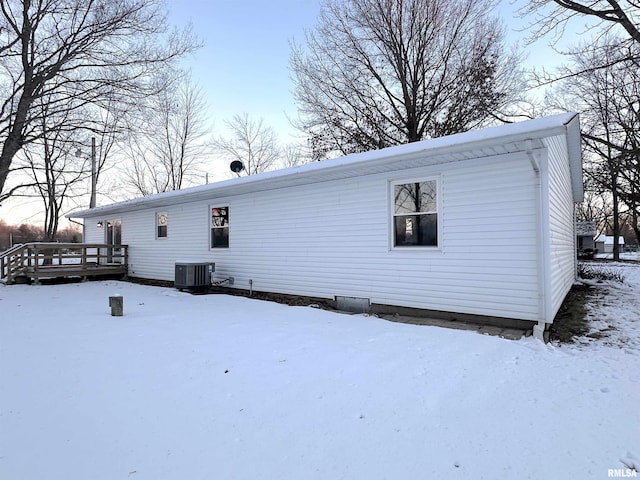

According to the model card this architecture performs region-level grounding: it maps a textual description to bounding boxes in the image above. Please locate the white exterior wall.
[433,153,540,320]
[544,135,577,322]
[124,205,212,280]
[83,151,543,322]
[84,220,106,243]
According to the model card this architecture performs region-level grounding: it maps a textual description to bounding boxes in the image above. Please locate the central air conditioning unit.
[175,262,214,290]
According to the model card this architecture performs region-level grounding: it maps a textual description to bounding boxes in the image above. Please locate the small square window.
[211,206,229,248]
[157,212,168,238]
[392,179,439,247]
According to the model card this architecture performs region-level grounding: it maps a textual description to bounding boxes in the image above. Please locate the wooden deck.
[0,243,128,285]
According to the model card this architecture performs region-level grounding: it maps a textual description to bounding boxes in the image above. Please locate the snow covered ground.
[1,263,639,480]
[576,260,640,352]
[595,251,640,262]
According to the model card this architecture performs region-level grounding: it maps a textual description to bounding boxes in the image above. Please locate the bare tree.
[548,37,640,259]
[79,100,130,204]
[573,42,640,253]
[0,0,198,202]
[124,73,210,196]
[22,143,88,241]
[290,0,525,159]
[3,89,92,241]
[521,0,640,90]
[22,105,90,241]
[527,0,640,248]
[618,149,640,245]
[213,113,281,176]
[521,0,640,46]
[278,143,311,170]
[576,187,610,229]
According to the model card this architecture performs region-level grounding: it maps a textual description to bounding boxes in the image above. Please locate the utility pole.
[90,137,96,208]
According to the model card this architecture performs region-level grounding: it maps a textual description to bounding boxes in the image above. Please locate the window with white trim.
[392,179,438,247]
[156,212,168,238]
[210,206,229,248]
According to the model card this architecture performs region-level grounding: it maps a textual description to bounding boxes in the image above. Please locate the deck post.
[32,245,40,285]
[123,247,129,280]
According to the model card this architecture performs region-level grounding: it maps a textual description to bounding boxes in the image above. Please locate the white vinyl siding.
[84,221,105,244]
[435,153,540,319]
[73,115,583,326]
[544,135,577,322]
[119,206,211,280]
[80,151,542,322]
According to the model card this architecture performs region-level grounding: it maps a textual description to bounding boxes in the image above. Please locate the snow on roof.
[595,235,625,245]
[68,113,580,218]
[576,222,596,236]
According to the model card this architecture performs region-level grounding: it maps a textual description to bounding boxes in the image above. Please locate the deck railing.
[0,242,128,284]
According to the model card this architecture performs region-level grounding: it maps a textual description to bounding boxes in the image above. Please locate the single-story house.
[595,234,625,254]
[68,113,583,341]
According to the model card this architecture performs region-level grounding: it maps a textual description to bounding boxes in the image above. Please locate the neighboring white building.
[68,113,583,340]
[576,221,597,258]
[595,235,625,254]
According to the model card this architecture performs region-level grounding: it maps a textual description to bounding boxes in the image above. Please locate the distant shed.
[595,235,625,254]
[576,221,596,258]
[68,113,583,340]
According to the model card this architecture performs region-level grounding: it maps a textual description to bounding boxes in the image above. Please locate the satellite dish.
[230,160,244,173]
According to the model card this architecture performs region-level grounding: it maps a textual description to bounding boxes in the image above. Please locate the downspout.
[526,142,548,342]
[67,218,86,243]
[67,218,83,229]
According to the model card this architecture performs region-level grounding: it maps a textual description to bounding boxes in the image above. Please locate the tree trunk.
[612,188,620,261]
[632,210,640,246]
[0,125,27,199]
